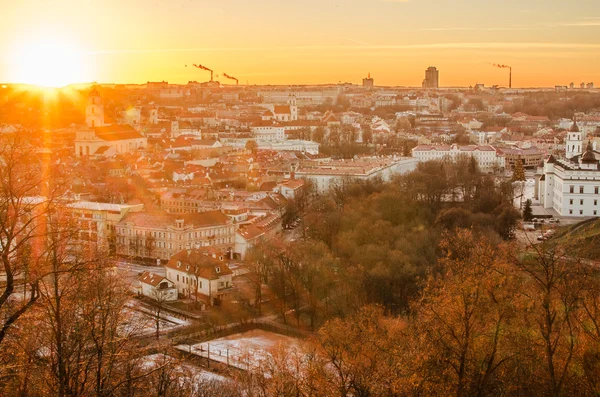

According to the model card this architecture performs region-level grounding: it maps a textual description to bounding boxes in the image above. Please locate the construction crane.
[223,73,239,85]
[192,64,213,81]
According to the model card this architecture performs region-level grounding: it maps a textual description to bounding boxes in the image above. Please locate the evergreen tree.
[523,199,533,221]
[512,156,526,182]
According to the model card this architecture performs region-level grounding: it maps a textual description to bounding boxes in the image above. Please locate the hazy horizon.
[1,0,599,88]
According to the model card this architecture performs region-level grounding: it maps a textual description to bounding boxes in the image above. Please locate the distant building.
[362,73,374,90]
[422,67,439,89]
[412,144,505,172]
[76,88,147,157]
[297,157,418,194]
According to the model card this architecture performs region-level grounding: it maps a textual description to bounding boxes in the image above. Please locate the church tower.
[86,87,105,128]
[288,94,298,121]
[565,119,582,160]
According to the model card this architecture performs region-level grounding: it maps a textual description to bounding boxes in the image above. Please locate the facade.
[76,89,147,158]
[422,67,439,89]
[164,248,233,303]
[66,201,144,250]
[297,157,418,194]
[223,138,320,155]
[138,271,178,302]
[412,144,505,172]
[116,210,235,261]
[234,225,265,260]
[497,147,544,170]
[536,144,600,217]
[250,125,286,141]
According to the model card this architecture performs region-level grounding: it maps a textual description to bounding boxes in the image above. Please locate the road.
[114,260,165,277]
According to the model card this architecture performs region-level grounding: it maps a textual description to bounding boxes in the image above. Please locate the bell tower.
[86,87,105,128]
[565,119,582,160]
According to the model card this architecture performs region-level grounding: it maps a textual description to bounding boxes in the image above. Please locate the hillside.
[553,217,600,260]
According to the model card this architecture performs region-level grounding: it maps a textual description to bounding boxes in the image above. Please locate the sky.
[0,0,599,87]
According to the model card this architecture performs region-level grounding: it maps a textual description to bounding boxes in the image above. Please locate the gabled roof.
[139,271,170,287]
[165,248,232,280]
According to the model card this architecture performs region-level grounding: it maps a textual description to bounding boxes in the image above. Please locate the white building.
[138,271,178,302]
[537,139,600,217]
[222,138,320,155]
[412,144,506,172]
[297,157,418,194]
[76,88,147,157]
[164,248,233,304]
[250,124,286,141]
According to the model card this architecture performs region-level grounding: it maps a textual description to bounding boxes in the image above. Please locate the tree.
[245,139,258,154]
[312,127,326,143]
[361,125,373,145]
[512,157,526,182]
[523,199,533,221]
[512,156,526,208]
[0,136,69,347]
[408,230,517,397]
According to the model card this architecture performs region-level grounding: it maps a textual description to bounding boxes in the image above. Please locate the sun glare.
[11,37,89,88]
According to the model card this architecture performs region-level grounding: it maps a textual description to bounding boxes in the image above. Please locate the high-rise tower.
[422,67,439,89]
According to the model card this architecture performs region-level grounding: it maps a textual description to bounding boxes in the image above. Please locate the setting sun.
[9,36,89,87]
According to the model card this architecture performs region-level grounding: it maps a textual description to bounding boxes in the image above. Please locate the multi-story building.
[422,67,439,89]
[66,201,144,250]
[536,142,600,217]
[75,89,147,157]
[495,147,544,170]
[296,157,418,194]
[115,210,235,262]
[164,248,233,304]
[412,144,505,172]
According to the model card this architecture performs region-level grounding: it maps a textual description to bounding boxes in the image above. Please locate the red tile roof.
[165,248,232,280]
[94,124,144,141]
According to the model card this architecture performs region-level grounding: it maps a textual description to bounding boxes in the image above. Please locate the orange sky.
[1,0,599,87]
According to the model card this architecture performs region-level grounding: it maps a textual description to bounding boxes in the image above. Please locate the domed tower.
[86,87,105,128]
[580,141,598,170]
[565,118,582,159]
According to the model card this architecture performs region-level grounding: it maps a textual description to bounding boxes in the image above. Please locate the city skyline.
[1,0,600,87]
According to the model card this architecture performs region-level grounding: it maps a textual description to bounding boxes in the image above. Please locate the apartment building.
[116,210,235,261]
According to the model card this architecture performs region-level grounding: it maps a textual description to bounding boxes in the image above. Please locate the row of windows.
[569,209,598,216]
[569,199,599,206]
[120,228,233,238]
[569,185,600,194]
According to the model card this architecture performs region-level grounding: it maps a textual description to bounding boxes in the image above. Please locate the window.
[595,210,598,216]
[580,186,584,194]
[595,200,598,206]
[569,210,573,215]
[596,187,599,194]
[570,185,574,193]
[176,274,179,281]
[580,210,584,215]
[570,199,573,205]
[581,199,584,205]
